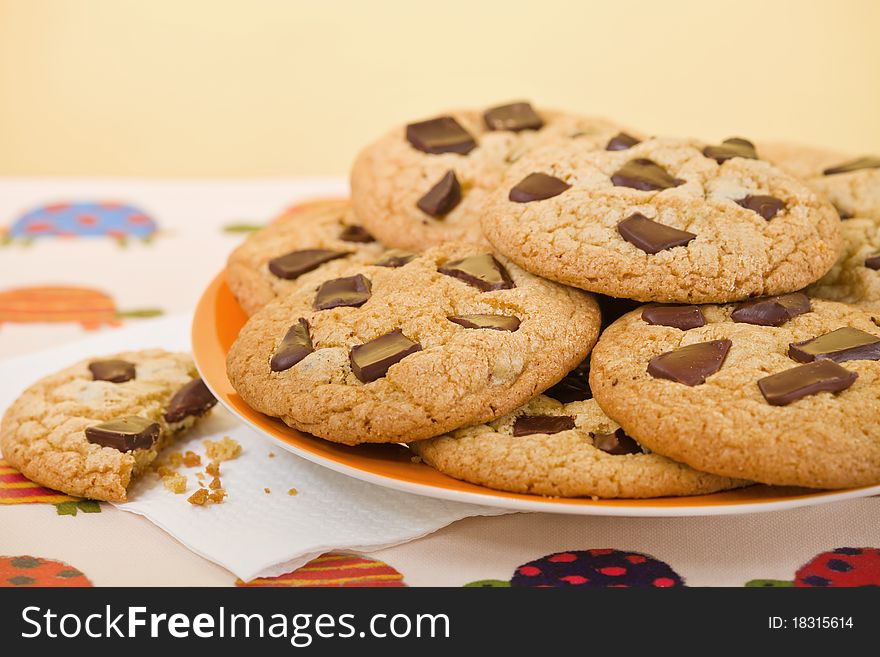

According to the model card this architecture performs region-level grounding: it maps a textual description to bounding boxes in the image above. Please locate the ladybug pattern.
[4,201,158,246]
[236,553,406,587]
[0,286,162,330]
[0,556,93,587]
[465,549,685,588]
[746,548,880,587]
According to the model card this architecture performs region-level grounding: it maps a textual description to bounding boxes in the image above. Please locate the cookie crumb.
[410,455,422,464]
[204,437,241,462]
[264,487,271,494]
[268,452,276,459]
[287,488,298,496]
[162,472,187,494]
[187,488,209,506]
[196,472,205,481]
[156,465,177,478]
[206,461,220,477]
[208,489,227,503]
[166,451,183,468]
[209,476,222,490]
[183,451,201,467]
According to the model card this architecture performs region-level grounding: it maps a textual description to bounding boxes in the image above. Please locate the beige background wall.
[0,0,878,176]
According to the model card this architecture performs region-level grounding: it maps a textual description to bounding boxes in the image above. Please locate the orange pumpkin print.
[0,556,92,587]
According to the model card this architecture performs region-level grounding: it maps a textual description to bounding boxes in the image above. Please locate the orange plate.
[192,271,880,516]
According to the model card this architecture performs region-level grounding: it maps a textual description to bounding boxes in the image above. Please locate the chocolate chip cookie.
[226,242,601,444]
[0,350,217,501]
[808,215,880,313]
[226,199,387,316]
[761,141,880,220]
[481,137,842,303]
[410,395,747,498]
[589,298,880,488]
[350,102,631,251]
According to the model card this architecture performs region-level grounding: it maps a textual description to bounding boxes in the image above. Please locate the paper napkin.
[0,315,510,581]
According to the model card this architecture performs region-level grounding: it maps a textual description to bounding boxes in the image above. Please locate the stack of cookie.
[225,101,880,498]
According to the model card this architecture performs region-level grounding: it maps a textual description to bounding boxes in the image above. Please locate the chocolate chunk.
[512,415,575,437]
[268,249,348,280]
[758,361,857,406]
[823,156,880,176]
[509,172,571,202]
[164,379,218,423]
[375,250,416,268]
[641,305,705,330]
[618,213,696,254]
[314,274,372,311]
[703,137,758,164]
[270,319,313,372]
[606,132,641,151]
[647,339,732,386]
[865,254,880,270]
[88,359,135,383]
[448,314,520,331]
[405,116,476,155]
[834,205,854,220]
[591,428,641,455]
[85,416,160,452]
[439,254,515,292]
[788,327,880,363]
[350,329,422,383]
[338,225,375,243]
[483,102,544,132]
[417,170,461,217]
[736,195,786,220]
[611,159,685,191]
[731,293,811,327]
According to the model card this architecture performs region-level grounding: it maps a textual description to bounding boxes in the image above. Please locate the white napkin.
[0,314,510,581]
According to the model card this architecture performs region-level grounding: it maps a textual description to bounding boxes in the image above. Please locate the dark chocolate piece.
[338,225,375,243]
[618,213,696,254]
[606,132,640,151]
[865,254,880,270]
[314,274,372,311]
[544,361,591,403]
[164,379,217,423]
[703,137,758,164]
[88,359,135,383]
[641,305,705,330]
[758,361,857,406]
[483,102,544,132]
[349,329,422,383]
[611,159,684,191]
[591,428,642,455]
[512,415,576,437]
[439,254,515,292]
[270,319,313,372]
[417,170,461,217]
[731,293,811,327]
[647,339,732,386]
[85,417,160,452]
[375,250,417,268]
[406,116,476,155]
[736,195,786,220]
[268,249,348,280]
[823,156,880,176]
[508,172,571,203]
[447,314,521,331]
[788,327,880,363]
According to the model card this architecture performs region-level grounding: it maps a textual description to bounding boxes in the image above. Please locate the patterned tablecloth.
[1,178,879,588]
